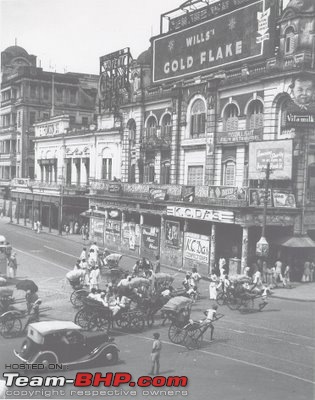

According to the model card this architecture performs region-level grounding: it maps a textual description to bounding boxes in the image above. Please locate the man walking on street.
[149,332,162,375]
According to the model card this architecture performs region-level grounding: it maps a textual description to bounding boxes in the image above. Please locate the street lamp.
[256,162,271,258]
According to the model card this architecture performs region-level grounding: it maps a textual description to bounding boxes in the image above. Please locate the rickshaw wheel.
[168,323,186,344]
[70,290,87,308]
[227,296,241,311]
[129,314,145,332]
[74,309,92,330]
[184,328,202,350]
[216,292,226,306]
[88,315,110,333]
[0,315,22,338]
[115,312,129,329]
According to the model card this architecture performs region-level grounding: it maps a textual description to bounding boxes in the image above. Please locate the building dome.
[136,48,152,65]
[3,45,29,58]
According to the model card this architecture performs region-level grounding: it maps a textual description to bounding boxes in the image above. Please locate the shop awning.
[278,235,315,248]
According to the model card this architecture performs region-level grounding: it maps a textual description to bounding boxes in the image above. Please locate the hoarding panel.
[153,0,274,83]
[248,140,293,180]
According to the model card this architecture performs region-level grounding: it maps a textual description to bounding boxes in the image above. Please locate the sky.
[0,0,182,75]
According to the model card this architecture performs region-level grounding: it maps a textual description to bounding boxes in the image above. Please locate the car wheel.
[36,353,58,368]
[103,348,118,365]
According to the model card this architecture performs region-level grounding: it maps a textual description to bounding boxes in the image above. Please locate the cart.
[160,296,193,344]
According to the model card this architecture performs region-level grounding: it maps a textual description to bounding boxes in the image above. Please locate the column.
[16,197,20,224]
[241,226,249,274]
[31,197,35,229]
[182,219,188,268]
[71,158,78,185]
[160,215,165,261]
[139,213,144,257]
[210,223,216,274]
[121,211,126,244]
[48,203,52,232]
[9,198,13,223]
[24,197,27,226]
[81,158,87,185]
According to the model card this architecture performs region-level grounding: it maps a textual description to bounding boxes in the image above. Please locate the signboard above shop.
[152,0,276,83]
[248,140,293,180]
[166,206,234,223]
[217,128,263,144]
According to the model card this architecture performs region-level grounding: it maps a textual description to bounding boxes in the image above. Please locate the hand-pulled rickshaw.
[0,287,15,314]
[159,296,193,344]
[103,254,130,286]
[217,275,270,312]
[66,270,89,308]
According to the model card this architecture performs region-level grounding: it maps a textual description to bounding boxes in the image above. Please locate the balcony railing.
[10,179,89,195]
[142,130,172,150]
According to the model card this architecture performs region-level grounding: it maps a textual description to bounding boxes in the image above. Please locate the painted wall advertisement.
[105,219,121,247]
[184,232,210,264]
[141,226,160,259]
[122,222,140,251]
[248,140,293,180]
[165,220,180,248]
[152,0,276,82]
[91,218,105,241]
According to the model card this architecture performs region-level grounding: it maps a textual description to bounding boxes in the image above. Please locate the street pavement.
[3,216,315,303]
[0,219,314,400]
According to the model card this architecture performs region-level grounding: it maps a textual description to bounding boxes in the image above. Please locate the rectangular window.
[30,84,36,98]
[190,114,205,137]
[187,166,203,186]
[102,158,112,180]
[82,117,88,127]
[70,89,76,103]
[17,111,21,127]
[69,115,76,125]
[29,111,36,125]
[56,87,63,102]
[43,86,49,100]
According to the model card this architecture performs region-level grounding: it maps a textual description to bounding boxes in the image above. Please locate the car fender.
[88,343,119,360]
[31,350,59,364]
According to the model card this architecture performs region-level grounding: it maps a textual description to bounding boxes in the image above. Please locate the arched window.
[247,100,264,129]
[161,114,172,137]
[224,104,239,131]
[190,99,206,138]
[284,27,296,55]
[223,160,236,186]
[146,116,157,138]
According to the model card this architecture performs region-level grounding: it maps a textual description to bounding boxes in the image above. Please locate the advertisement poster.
[90,217,105,241]
[248,140,293,180]
[122,222,140,250]
[183,232,210,264]
[141,225,160,259]
[273,192,296,208]
[165,220,180,248]
[248,188,272,207]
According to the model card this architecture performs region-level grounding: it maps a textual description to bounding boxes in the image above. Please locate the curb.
[6,220,315,303]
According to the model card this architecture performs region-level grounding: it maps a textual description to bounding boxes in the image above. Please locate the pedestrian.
[36,220,41,234]
[153,255,160,274]
[8,252,18,278]
[84,225,89,241]
[218,257,226,279]
[310,261,315,282]
[25,290,39,314]
[262,260,268,283]
[191,266,202,291]
[274,259,283,286]
[149,332,162,375]
[90,241,99,256]
[201,304,219,341]
[302,259,311,282]
[209,271,218,300]
[283,264,291,287]
[88,248,97,264]
[80,247,87,261]
[89,265,100,290]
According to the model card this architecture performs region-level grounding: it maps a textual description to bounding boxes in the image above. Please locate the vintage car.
[14,320,119,367]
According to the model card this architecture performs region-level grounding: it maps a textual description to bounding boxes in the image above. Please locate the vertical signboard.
[141,226,160,260]
[183,232,210,275]
[105,219,121,249]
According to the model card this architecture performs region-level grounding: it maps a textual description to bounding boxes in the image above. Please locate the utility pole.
[256,162,271,258]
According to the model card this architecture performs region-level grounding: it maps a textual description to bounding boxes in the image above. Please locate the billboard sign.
[165,220,180,248]
[248,140,293,180]
[273,192,296,208]
[152,0,274,83]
